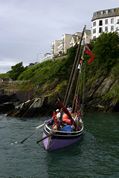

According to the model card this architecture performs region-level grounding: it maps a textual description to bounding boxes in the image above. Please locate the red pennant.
[84,46,95,64]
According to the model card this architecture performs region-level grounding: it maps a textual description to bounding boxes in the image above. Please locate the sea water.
[0,113,118,178]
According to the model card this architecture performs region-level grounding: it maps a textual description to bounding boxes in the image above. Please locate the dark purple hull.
[42,123,84,151]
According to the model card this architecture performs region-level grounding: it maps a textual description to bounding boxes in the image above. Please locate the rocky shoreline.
[0,90,118,119]
[0,93,56,118]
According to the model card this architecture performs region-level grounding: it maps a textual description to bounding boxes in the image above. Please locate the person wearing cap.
[56,109,61,120]
[52,109,61,130]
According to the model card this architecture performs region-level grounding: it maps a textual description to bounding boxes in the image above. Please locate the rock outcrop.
[7,96,56,118]
[0,72,119,117]
[0,94,19,114]
[85,74,119,112]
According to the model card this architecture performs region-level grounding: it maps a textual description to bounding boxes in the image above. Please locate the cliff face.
[80,32,119,112]
[2,66,118,117]
[84,73,119,112]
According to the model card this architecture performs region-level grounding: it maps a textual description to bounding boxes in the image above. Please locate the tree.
[93,32,119,68]
[8,62,25,80]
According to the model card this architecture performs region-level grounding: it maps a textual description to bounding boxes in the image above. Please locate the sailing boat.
[39,26,86,151]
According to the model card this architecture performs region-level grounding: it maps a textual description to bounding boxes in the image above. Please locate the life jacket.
[62,113,72,125]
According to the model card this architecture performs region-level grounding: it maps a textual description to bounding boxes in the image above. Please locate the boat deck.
[44,120,84,138]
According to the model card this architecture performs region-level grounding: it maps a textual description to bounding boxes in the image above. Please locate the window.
[116,27,119,32]
[103,10,106,14]
[105,26,108,32]
[93,36,96,39]
[117,19,119,24]
[93,28,96,33]
[97,11,101,15]
[111,26,114,31]
[93,21,96,26]
[99,20,103,26]
[99,27,102,33]
[111,18,114,24]
[105,19,108,24]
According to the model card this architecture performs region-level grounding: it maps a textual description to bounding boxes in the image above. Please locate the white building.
[83,30,91,44]
[52,39,64,57]
[70,33,81,48]
[52,30,91,57]
[91,7,119,39]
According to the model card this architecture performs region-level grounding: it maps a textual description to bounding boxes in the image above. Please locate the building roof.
[92,7,119,21]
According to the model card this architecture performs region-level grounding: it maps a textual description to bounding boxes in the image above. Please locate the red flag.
[84,46,95,64]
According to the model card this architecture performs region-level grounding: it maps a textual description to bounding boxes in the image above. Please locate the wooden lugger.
[42,118,84,151]
[40,26,86,151]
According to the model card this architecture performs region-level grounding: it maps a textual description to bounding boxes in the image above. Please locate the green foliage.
[111,62,119,78]
[0,73,9,78]
[55,80,67,94]
[84,32,119,82]
[8,62,25,80]
[103,81,119,103]
[18,47,76,86]
[17,81,35,91]
[67,45,77,60]
[93,32,119,70]
[16,47,77,100]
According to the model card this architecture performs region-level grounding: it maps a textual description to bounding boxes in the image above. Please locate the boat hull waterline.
[42,122,84,151]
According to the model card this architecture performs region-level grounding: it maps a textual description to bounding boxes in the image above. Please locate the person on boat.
[56,109,61,120]
[52,109,61,130]
[62,107,72,125]
[61,107,76,131]
[73,111,82,130]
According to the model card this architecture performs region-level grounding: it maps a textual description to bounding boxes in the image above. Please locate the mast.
[64,25,86,107]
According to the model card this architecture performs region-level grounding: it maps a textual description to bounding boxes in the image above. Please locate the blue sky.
[0,0,118,72]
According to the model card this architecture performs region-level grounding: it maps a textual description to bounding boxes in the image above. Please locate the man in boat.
[56,109,61,120]
[60,107,76,131]
[73,111,83,130]
[62,107,72,125]
[52,107,73,130]
[62,107,83,131]
[52,109,61,130]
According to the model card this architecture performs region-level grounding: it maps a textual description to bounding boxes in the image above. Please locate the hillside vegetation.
[0,32,119,111]
[84,32,119,111]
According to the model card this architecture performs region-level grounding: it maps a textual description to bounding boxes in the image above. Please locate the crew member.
[52,109,61,130]
[62,107,72,125]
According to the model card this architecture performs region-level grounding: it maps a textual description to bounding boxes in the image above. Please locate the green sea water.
[0,113,118,178]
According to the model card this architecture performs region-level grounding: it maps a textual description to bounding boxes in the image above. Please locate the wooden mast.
[64,25,86,107]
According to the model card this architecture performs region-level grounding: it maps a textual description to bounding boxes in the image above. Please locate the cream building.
[52,29,91,57]
[83,30,91,44]
[52,39,63,57]
[91,7,119,39]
